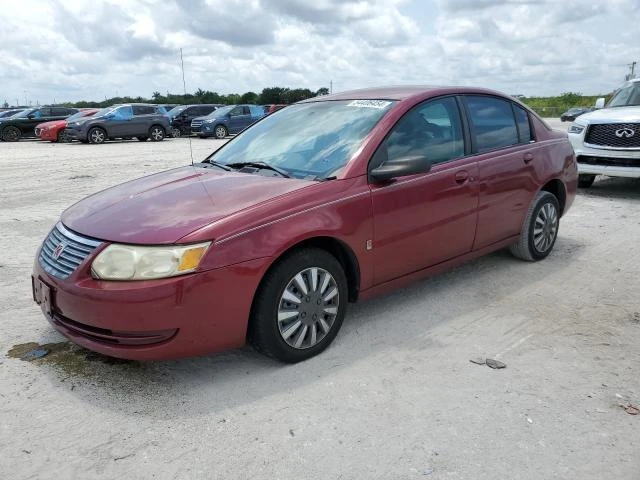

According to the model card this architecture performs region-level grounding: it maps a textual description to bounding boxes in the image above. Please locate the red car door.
[370,96,480,284]
[462,96,538,249]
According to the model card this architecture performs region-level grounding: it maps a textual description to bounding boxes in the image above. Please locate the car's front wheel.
[149,125,165,142]
[214,125,228,139]
[578,174,596,188]
[2,126,21,142]
[249,248,348,363]
[57,130,69,143]
[88,127,106,144]
[509,191,560,262]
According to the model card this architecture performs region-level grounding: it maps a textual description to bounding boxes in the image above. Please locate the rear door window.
[465,96,519,152]
[133,105,155,116]
[112,106,133,120]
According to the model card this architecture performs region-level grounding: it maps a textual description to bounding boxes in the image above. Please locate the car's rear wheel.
[509,191,560,262]
[214,125,228,139]
[137,136,148,142]
[249,248,348,363]
[88,127,106,144]
[171,128,181,138]
[578,174,596,188]
[149,125,165,142]
[2,126,21,142]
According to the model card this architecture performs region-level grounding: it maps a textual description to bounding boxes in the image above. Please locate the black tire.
[88,127,106,144]
[214,124,228,139]
[509,191,560,262]
[137,136,148,142]
[149,125,165,142]
[57,130,69,143]
[171,128,181,138]
[578,174,596,188]
[2,126,21,142]
[249,248,348,363]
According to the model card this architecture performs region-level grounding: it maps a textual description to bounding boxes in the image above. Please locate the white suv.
[568,78,640,188]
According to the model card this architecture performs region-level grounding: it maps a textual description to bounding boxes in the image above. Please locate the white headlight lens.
[568,124,585,134]
[92,242,211,280]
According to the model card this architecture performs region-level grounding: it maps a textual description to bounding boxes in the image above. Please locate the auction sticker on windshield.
[347,100,392,109]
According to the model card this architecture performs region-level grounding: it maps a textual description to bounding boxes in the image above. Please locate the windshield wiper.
[201,159,233,171]
[227,161,291,178]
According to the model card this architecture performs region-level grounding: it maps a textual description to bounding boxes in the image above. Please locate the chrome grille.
[39,223,102,279]
[585,123,640,148]
[191,119,203,128]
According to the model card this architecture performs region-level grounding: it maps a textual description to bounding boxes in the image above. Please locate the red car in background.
[35,109,99,142]
[32,86,577,363]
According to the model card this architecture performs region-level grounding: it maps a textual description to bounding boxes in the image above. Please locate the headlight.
[91,242,211,280]
[204,118,217,124]
[568,124,585,134]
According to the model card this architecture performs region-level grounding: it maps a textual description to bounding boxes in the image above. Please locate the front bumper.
[32,253,269,360]
[36,127,60,141]
[569,134,640,178]
[64,127,85,141]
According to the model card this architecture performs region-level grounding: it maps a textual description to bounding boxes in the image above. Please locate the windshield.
[205,105,233,118]
[11,108,36,118]
[0,109,23,118]
[608,81,640,107]
[92,106,118,117]
[206,99,396,179]
[167,105,187,117]
[67,110,95,121]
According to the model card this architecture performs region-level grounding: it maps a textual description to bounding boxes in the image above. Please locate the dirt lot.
[1,125,639,480]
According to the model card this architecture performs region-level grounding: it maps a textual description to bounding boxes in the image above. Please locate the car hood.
[61,165,314,244]
[577,106,640,124]
[36,120,66,129]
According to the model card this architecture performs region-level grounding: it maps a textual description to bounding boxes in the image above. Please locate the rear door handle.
[455,170,469,184]
[523,153,534,164]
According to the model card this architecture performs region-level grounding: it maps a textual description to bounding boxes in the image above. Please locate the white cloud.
[0,0,638,105]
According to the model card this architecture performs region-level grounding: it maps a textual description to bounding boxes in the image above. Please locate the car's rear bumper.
[32,255,269,360]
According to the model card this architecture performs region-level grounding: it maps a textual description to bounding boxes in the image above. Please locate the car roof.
[298,85,512,103]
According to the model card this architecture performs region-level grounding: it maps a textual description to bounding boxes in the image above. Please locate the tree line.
[63,86,331,109]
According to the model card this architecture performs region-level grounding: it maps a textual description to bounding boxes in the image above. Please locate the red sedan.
[32,86,577,362]
[35,109,98,142]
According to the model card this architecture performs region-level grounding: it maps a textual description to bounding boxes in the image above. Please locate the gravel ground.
[1,124,639,480]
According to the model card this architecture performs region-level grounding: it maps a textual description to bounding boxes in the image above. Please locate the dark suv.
[64,104,171,144]
[167,104,222,136]
[0,106,78,141]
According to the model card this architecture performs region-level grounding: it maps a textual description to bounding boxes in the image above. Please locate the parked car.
[35,109,99,142]
[0,106,78,141]
[0,108,25,119]
[167,104,222,137]
[568,78,640,187]
[32,86,577,363]
[263,104,287,115]
[560,107,591,122]
[64,103,171,144]
[191,104,265,138]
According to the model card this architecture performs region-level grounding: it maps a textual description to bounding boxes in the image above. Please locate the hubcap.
[91,130,104,143]
[172,128,181,137]
[152,128,163,140]
[277,267,339,350]
[215,126,226,138]
[533,203,558,253]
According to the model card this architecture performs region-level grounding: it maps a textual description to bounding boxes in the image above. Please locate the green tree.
[259,87,290,104]
[240,91,258,104]
[316,87,329,96]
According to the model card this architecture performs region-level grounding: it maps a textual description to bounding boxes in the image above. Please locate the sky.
[1,0,639,105]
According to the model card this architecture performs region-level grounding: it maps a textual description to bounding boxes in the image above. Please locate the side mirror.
[594,97,605,109]
[370,155,432,183]
[27,113,35,119]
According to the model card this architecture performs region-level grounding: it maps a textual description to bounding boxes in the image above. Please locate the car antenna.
[180,48,194,166]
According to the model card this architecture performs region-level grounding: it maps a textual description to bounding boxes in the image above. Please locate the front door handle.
[455,170,469,184]
[523,153,534,164]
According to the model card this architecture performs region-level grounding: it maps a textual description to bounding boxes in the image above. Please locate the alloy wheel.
[150,127,164,141]
[277,267,340,350]
[215,126,227,138]
[89,129,105,144]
